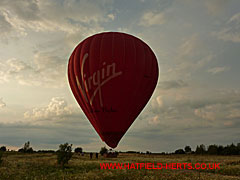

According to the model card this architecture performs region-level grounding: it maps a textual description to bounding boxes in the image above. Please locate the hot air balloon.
[68,32,159,148]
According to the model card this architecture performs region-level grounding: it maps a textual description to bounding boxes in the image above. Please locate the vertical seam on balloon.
[71,47,95,127]
[121,33,126,96]
[77,42,92,115]
[112,32,114,59]
[125,36,138,130]
[71,47,87,111]
[75,40,100,136]
[129,37,145,127]
[145,48,158,115]
[134,39,146,121]
[120,33,126,133]
[143,45,149,97]
[108,32,115,143]
[97,33,106,135]
[153,51,159,102]
[88,36,98,120]
[155,52,159,86]
[152,51,159,91]
[147,47,154,94]
[94,35,103,108]
[122,33,126,83]
[156,54,159,88]
[87,35,103,136]
[133,40,147,121]
[82,38,92,105]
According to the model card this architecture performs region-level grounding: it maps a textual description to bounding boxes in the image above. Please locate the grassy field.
[0,152,240,180]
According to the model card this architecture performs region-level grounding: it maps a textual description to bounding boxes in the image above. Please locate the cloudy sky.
[0,0,240,152]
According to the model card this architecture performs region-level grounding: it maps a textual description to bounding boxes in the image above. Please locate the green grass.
[0,152,240,180]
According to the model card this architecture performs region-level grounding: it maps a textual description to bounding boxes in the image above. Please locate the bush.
[100,147,108,156]
[0,146,6,152]
[18,141,34,153]
[208,145,218,155]
[146,151,151,154]
[74,147,83,153]
[175,149,185,154]
[0,152,3,166]
[184,146,191,153]
[195,144,206,154]
[57,143,73,168]
[37,150,55,153]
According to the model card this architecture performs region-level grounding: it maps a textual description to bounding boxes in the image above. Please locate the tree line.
[174,143,240,155]
[1,142,240,155]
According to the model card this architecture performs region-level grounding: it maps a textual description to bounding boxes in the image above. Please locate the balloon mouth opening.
[101,131,125,149]
[105,141,118,149]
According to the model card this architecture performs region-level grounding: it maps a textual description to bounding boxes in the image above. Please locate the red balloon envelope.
[68,32,159,148]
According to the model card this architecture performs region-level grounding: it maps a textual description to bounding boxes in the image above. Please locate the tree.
[146,151,151,154]
[175,149,185,154]
[0,147,5,166]
[18,148,24,153]
[19,141,33,153]
[0,146,6,152]
[0,152,3,166]
[223,143,238,155]
[100,147,108,156]
[74,147,83,153]
[195,144,206,154]
[24,141,30,150]
[217,145,224,155]
[57,143,73,168]
[184,146,191,153]
[208,145,218,155]
[237,143,240,155]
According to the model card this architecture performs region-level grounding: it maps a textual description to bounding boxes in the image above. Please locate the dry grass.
[0,152,240,180]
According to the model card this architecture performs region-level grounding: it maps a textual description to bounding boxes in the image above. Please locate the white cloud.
[193,97,240,124]
[24,97,73,120]
[0,0,40,21]
[205,0,228,16]
[223,121,233,127]
[0,0,113,40]
[159,80,188,90]
[194,107,216,121]
[0,52,67,87]
[107,14,115,21]
[178,34,199,58]
[166,34,216,79]
[0,98,6,108]
[156,96,163,107]
[0,58,33,83]
[139,11,165,26]
[0,11,12,36]
[169,53,215,79]
[213,12,240,43]
[144,87,240,132]
[148,115,160,125]
[208,66,230,74]
[227,109,240,119]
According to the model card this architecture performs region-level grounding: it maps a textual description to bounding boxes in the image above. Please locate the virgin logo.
[76,53,122,107]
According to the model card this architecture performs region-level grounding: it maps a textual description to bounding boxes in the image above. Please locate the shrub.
[208,145,218,155]
[146,151,151,154]
[100,147,108,156]
[175,149,185,154]
[184,146,191,153]
[74,147,83,153]
[18,141,34,153]
[195,144,206,154]
[57,143,73,168]
[0,152,3,166]
[0,146,6,152]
